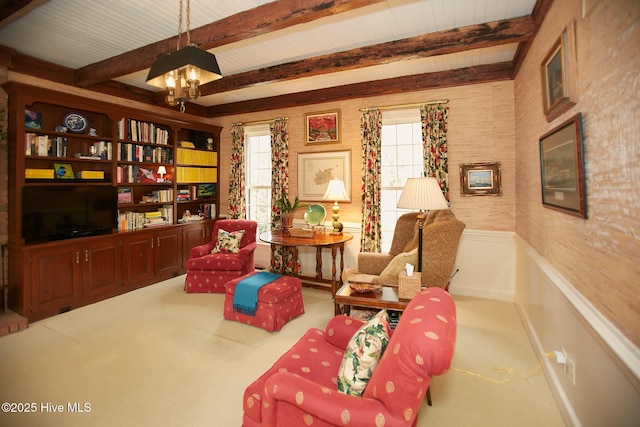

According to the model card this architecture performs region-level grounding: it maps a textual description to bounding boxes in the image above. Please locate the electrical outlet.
[567,358,576,385]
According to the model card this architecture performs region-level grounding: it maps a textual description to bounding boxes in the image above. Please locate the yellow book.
[25,168,54,179]
[75,170,105,179]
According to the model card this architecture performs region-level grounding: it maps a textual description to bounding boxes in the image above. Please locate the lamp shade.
[157,166,167,175]
[322,178,349,201]
[397,177,448,211]
[146,45,222,88]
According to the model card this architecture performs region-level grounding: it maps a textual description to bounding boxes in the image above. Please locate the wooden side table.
[259,230,353,295]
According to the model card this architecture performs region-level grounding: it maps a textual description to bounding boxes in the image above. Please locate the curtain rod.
[359,99,449,112]
[232,117,289,126]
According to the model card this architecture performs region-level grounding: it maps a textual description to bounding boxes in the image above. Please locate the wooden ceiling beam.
[206,62,514,117]
[201,16,533,95]
[73,0,387,87]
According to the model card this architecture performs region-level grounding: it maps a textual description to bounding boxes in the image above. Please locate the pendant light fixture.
[146,0,222,112]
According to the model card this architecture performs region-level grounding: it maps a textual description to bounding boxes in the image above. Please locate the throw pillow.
[211,229,245,254]
[379,247,418,277]
[337,309,391,397]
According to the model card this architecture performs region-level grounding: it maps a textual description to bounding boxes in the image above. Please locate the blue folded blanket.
[233,271,282,316]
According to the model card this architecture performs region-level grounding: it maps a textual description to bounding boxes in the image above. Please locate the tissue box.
[398,271,421,299]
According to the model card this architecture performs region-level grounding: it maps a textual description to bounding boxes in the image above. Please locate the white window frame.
[380,108,423,252]
[245,123,272,236]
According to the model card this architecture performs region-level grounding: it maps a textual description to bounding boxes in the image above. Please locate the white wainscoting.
[514,235,640,427]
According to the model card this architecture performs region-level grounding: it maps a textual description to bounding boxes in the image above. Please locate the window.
[380,109,423,252]
[245,124,272,235]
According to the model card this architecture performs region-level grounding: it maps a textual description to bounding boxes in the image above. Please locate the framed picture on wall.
[305,110,340,145]
[539,113,586,218]
[297,150,351,201]
[541,21,577,122]
[459,162,502,196]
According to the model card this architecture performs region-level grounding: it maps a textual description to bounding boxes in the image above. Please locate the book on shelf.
[25,168,54,179]
[75,170,105,180]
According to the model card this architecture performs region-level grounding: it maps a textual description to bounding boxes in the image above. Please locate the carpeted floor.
[0,275,565,426]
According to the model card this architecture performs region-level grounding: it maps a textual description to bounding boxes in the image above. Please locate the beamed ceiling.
[0,0,552,117]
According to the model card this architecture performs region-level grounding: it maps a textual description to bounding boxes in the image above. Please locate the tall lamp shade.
[322,178,349,234]
[397,177,448,272]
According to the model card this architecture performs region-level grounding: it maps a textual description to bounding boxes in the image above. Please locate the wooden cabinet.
[19,235,122,321]
[181,220,214,267]
[3,82,222,322]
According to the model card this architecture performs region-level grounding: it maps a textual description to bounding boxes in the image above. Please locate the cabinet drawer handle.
[157,237,160,247]
[85,250,89,262]
[76,251,80,264]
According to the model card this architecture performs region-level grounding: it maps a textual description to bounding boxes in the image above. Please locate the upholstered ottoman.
[224,272,305,332]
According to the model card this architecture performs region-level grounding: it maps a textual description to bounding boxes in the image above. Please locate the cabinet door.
[183,223,206,260]
[122,233,154,287]
[154,229,182,278]
[29,247,82,316]
[82,239,122,298]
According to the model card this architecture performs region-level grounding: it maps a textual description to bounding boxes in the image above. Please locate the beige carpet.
[0,275,565,426]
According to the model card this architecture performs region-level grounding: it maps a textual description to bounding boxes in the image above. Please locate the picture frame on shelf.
[305,110,340,145]
[53,163,74,179]
[118,187,133,204]
[541,21,577,122]
[539,113,586,218]
[297,150,351,201]
[25,109,42,130]
[459,162,503,196]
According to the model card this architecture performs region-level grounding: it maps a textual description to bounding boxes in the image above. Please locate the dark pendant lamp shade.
[146,45,223,88]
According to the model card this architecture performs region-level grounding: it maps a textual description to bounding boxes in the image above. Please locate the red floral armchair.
[184,220,257,293]
[242,287,457,426]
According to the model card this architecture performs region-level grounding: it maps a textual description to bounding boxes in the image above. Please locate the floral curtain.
[228,123,246,219]
[421,103,450,202]
[269,119,297,272]
[360,109,382,252]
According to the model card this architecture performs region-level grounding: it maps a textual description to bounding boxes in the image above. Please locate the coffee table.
[333,282,413,316]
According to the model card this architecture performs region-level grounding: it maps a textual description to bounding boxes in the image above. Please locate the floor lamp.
[396,177,449,272]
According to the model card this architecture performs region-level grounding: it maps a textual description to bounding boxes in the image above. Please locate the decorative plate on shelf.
[63,112,88,133]
[304,204,327,226]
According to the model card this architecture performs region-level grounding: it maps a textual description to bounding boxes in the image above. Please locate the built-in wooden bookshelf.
[2,82,222,322]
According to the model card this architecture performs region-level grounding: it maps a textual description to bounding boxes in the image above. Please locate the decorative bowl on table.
[349,281,382,293]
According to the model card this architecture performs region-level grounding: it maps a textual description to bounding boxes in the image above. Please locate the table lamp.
[322,178,349,234]
[396,177,449,272]
[157,165,167,182]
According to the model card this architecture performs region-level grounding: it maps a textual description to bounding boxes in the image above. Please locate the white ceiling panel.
[0,0,536,109]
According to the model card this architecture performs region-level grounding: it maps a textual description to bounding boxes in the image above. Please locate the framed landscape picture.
[297,150,351,201]
[459,162,502,196]
[541,22,577,122]
[305,110,340,145]
[539,113,586,218]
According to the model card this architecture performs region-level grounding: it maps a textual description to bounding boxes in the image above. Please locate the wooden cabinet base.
[8,221,213,323]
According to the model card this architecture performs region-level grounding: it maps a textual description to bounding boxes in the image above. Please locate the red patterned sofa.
[184,220,257,293]
[242,287,456,426]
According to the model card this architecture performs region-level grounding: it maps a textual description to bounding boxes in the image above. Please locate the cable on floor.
[449,352,557,384]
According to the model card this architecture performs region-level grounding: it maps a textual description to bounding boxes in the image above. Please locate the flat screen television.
[22,185,118,243]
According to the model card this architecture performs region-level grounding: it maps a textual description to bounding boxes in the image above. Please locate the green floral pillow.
[337,309,391,397]
[211,229,245,254]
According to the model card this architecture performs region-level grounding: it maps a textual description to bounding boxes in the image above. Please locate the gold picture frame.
[460,162,502,196]
[305,110,340,145]
[541,21,577,122]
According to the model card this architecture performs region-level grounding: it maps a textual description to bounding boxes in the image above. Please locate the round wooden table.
[259,230,353,295]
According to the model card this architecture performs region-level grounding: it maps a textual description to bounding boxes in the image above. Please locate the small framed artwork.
[53,163,74,179]
[460,162,502,196]
[305,110,340,145]
[539,113,586,218]
[298,150,351,201]
[25,109,42,129]
[541,21,577,122]
[118,187,133,204]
